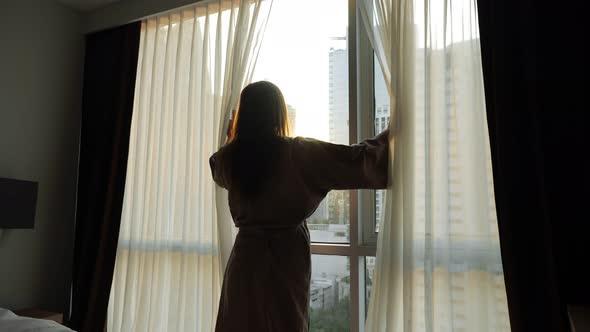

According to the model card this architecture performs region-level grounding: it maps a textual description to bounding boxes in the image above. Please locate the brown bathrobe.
[210,131,389,332]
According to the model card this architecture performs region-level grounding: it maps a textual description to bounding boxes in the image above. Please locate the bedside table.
[13,308,63,324]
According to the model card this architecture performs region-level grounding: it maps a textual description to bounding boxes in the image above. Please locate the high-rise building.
[286,103,296,135]
[329,47,391,228]
[328,47,349,145]
[328,46,350,225]
[329,40,509,331]
[409,39,508,331]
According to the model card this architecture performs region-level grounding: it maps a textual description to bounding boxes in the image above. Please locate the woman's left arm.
[292,129,390,191]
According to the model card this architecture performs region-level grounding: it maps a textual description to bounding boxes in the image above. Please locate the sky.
[251,0,349,141]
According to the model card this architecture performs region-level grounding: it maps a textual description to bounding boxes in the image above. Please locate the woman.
[210,81,389,331]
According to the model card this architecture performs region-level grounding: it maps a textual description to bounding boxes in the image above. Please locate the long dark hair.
[227,81,291,196]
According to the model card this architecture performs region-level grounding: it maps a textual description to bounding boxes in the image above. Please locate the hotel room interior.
[0,0,587,331]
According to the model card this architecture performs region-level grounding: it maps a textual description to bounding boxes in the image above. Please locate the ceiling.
[57,0,122,12]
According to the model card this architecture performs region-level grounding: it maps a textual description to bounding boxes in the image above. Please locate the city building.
[286,103,296,135]
[328,46,350,226]
[406,39,508,331]
[325,38,508,330]
[329,43,390,228]
[328,47,349,146]
[310,278,337,310]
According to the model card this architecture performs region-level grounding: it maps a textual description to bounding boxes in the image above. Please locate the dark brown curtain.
[477,1,588,331]
[67,22,141,332]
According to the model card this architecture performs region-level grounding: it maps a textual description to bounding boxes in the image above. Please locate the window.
[253,0,350,245]
[116,1,508,331]
[251,1,381,330]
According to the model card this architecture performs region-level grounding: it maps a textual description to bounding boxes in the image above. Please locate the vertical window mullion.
[347,0,360,331]
[356,1,378,248]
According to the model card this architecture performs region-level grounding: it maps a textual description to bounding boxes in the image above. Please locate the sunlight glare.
[252,0,348,141]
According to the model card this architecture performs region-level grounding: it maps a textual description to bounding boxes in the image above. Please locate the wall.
[0,0,84,313]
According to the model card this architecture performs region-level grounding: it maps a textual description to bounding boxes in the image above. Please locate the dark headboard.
[0,178,38,229]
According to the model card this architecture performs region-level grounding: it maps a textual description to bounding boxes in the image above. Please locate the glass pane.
[374,54,389,232]
[364,256,376,318]
[310,255,351,331]
[252,0,350,243]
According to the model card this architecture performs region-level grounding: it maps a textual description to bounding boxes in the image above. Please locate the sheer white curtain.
[361,0,510,331]
[107,1,272,331]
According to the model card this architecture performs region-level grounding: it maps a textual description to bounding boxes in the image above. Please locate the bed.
[0,308,75,332]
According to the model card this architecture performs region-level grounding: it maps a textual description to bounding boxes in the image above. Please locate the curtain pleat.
[361,0,510,331]
[107,1,272,331]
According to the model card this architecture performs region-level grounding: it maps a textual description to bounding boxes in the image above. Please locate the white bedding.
[0,308,75,332]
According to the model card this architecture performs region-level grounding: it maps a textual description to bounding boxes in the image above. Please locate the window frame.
[308,1,380,331]
[356,3,380,248]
